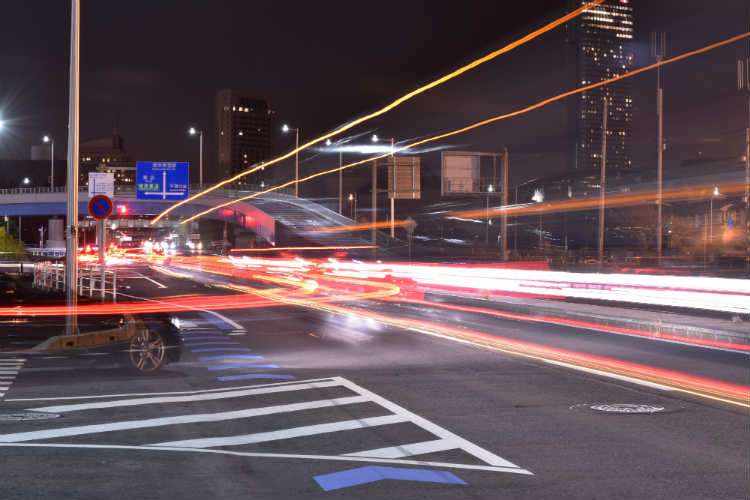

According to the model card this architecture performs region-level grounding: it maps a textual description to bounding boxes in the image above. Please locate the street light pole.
[338,150,343,214]
[652,32,666,263]
[294,128,299,197]
[43,136,54,187]
[390,137,395,238]
[65,0,80,336]
[188,127,203,189]
[501,147,509,261]
[598,97,608,268]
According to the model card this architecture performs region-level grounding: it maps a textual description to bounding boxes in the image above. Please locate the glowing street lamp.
[42,135,55,187]
[22,177,30,186]
[188,126,204,189]
[0,119,4,130]
[532,188,544,249]
[710,186,721,242]
[282,124,300,196]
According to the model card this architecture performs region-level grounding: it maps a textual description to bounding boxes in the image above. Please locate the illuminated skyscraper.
[567,0,634,170]
[215,89,273,185]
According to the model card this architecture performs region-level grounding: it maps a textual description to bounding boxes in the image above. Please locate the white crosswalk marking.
[0,358,24,401]
[152,414,408,448]
[0,376,530,475]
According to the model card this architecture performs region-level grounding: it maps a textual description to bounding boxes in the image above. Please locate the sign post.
[89,194,113,265]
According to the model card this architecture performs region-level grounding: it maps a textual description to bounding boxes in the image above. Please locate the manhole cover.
[0,412,61,422]
[589,403,664,414]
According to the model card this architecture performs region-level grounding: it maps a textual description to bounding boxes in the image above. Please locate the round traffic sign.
[89,194,114,219]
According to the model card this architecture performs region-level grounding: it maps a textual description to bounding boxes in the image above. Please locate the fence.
[32,261,117,302]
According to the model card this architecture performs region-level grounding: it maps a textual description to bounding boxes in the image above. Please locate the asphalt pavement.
[0,264,747,499]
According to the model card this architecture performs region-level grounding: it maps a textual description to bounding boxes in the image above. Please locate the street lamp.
[532,189,544,250]
[282,124,300,197]
[348,193,357,220]
[188,127,204,189]
[0,119,4,130]
[22,177,30,186]
[42,135,54,188]
[486,185,494,244]
[710,186,721,242]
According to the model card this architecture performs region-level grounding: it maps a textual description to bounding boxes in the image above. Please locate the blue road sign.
[136,161,189,200]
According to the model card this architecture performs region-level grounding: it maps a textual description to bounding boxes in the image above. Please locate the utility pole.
[652,31,666,263]
[598,97,608,268]
[65,0,80,335]
[338,150,343,214]
[294,128,299,197]
[372,159,377,259]
[389,138,395,238]
[738,57,750,276]
[501,147,509,261]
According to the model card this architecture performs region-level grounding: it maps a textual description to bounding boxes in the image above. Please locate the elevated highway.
[0,186,377,248]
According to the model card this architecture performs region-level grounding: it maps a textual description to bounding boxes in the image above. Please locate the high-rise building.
[215,90,273,185]
[567,0,634,171]
[79,127,134,187]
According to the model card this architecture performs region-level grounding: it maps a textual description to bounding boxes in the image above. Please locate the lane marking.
[182,342,240,347]
[0,442,532,474]
[28,380,343,413]
[0,396,370,443]
[150,414,408,448]
[206,363,279,371]
[199,311,245,332]
[344,439,457,459]
[335,377,523,469]
[217,374,296,381]
[8,377,337,402]
[540,358,676,391]
[190,347,252,353]
[177,336,232,341]
[199,355,264,361]
[314,465,467,491]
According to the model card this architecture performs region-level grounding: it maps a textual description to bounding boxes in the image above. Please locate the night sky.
[0,1,747,191]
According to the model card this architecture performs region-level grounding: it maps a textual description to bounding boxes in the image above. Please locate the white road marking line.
[7,377,337,402]
[151,414,408,448]
[0,396,369,443]
[201,310,246,332]
[122,274,167,289]
[541,358,676,391]
[344,438,457,459]
[0,371,20,375]
[30,380,343,413]
[0,443,532,475]
[334,377,523,469]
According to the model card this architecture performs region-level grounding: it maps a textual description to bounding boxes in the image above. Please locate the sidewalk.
[424,290,750,349]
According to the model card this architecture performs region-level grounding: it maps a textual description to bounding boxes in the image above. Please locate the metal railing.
[26,247,66,258]
[78,265,117,302]
[32,261,117,302]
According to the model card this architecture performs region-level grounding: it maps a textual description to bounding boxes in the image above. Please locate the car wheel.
[129,329,167,372]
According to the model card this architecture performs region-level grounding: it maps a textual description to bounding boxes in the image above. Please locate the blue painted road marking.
[199,355,264,361]
[178,336,231,341]
[207,363,279,371]
[313,466,467,491]
[217,374,296,382]
[179,331,229,336]
[190,348,252,353]
[183,342,240,347]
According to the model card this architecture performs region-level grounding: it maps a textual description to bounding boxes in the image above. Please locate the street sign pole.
[65,0,80,336]
[97,219,105,265]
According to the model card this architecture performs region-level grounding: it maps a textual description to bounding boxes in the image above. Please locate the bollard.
[101,266,105,302]
[112,270,117,302]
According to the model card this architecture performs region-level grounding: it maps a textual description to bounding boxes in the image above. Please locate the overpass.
[0,186,381,249]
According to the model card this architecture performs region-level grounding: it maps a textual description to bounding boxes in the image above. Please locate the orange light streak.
[452,179,750,219]
[180,32,749,224]
[152,1,604,224]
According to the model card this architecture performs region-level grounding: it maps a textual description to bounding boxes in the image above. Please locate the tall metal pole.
[50,139,55,188]
[390,138,395,238]
[294,128,299,197]
[65,0,80,336]
[652,32,666,263]
[338,150,343,214]
[199,130,204,189]
[372,159,377,259]
[598,97,607,268]
[501,147,508,261]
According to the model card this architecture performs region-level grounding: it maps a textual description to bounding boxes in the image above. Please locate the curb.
[32,315,140,352]
[424,291,750,348]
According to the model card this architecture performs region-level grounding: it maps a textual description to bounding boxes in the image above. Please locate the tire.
[128,329,168,372]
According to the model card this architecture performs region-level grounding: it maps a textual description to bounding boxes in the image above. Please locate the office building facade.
[215,89,273,186]
[567,0,634,171]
